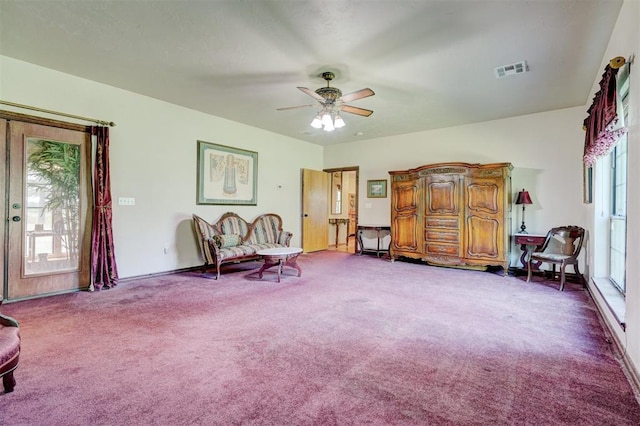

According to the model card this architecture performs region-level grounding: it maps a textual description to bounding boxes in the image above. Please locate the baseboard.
[117,265,202,283]
[587,283,640,401]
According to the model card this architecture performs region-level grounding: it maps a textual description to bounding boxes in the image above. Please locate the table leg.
[520,243,542,271]
[284,254,302,277]
[258,254,302,282]
[257,256,280,279]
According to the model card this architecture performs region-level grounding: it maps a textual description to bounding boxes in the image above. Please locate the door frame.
[323,166,359,253]
[1,110,92,302]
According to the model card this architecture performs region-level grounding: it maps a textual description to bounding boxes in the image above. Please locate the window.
[608,64,630,293]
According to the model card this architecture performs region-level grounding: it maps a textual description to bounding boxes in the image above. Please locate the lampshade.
[321,112,333,127]
[309,108,345,132]
[515,189,532,205]
[310,115,322,129]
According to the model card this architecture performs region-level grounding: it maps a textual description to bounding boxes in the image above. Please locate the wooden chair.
[527,226,585,291]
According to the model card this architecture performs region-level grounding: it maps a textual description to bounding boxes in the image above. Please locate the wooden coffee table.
[256,247,303,282]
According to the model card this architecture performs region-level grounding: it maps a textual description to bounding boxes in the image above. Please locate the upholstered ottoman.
[0,312,20,393]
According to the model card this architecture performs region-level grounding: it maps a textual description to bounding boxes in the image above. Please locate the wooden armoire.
[389,162,512,273]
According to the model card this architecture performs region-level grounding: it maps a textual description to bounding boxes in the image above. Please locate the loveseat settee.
[193,212,292,279]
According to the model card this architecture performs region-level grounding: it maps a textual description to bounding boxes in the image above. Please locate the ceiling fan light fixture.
[321,112,333,127]
[310,115,323,128]
[280,71,374,133]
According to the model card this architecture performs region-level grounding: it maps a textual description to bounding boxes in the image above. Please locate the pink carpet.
[1,251,639,425]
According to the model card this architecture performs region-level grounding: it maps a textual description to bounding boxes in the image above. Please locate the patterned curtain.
[583,57,627,166]
[91,126,119,289]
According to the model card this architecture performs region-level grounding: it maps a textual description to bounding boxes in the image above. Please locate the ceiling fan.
[277,71,375,131]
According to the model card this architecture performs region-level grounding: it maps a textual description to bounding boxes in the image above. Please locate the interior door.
[4,120,92,300]
[301,168,329,252]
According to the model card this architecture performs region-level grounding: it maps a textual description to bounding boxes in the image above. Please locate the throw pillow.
[212,234,241,249]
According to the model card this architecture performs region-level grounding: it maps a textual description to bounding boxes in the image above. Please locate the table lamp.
[515,189,533,233]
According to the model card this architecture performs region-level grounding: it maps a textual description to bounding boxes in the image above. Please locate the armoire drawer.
[425,229,459,243]
[425,217,458,229]
[425,243,460,256]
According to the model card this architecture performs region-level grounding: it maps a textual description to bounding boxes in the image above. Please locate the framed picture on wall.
[367,179,387,198]
[197,140,258,205]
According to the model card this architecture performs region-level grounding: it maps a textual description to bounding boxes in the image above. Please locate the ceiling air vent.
[494,60,528,78]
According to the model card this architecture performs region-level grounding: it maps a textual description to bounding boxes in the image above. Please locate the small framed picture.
[367,179,387,198]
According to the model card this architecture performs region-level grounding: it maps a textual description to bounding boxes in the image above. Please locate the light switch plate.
[118,197,136,206]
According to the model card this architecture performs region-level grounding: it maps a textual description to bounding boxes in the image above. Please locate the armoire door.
[390,176,422,257]
[464,177,504,261]
[3,120,92,300]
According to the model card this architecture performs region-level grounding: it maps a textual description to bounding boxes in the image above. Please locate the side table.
[513,233,546,273]
[357,225,391,258]
[329,218,350,247]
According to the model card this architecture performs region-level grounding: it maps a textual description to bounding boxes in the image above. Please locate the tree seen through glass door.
[25,138,81,275]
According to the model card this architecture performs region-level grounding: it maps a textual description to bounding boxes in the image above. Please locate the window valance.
[583,56,627,166]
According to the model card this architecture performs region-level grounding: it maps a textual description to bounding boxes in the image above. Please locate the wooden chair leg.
[559,264,566,291]
[574,263,585,287]
[3,371,16,393]
[527,259,533,282]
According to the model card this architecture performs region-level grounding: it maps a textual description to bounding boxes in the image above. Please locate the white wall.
[0,56,323,278]
[324,106,588,267]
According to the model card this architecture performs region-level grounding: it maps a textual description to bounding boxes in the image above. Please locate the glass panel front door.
[24,138,81,275]
[5,121,91,300]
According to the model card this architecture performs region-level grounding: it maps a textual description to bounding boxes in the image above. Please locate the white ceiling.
[0,0,623,146]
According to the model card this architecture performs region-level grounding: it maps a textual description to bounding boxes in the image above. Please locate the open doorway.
[324,167,358,253]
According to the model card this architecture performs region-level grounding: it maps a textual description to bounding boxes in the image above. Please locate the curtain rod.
[0,99,116,127]
[609,56,627,69]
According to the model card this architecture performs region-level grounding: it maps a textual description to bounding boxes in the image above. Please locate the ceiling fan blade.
[341,105,374,117]
[276,104,315,111]
[297,86,325,102]
[339,88,375,103]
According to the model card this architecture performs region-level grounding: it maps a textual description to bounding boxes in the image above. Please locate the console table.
[514,233,546,272]
[357,225,391,258]
[329,218,350,247]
